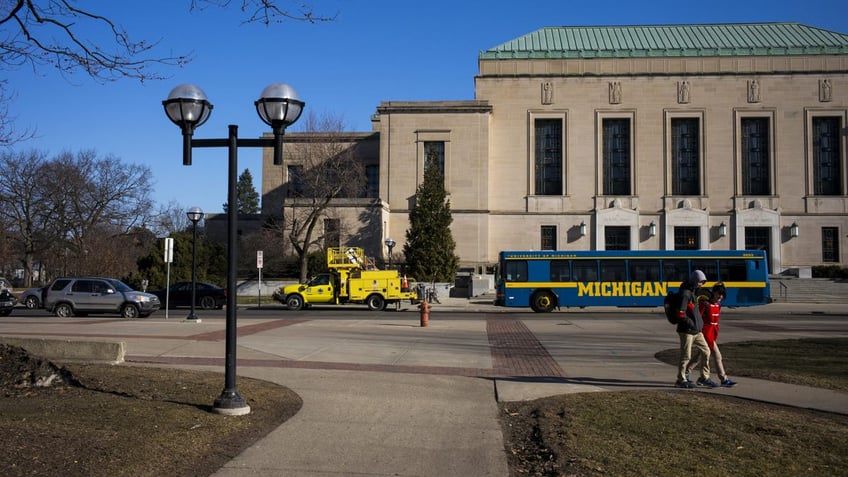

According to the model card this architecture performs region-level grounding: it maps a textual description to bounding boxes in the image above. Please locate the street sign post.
[164,237,174,319]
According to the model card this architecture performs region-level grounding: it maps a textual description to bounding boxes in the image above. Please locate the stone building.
[262,22,848,275]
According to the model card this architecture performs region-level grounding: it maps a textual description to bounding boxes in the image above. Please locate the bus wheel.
[530,291,556,313]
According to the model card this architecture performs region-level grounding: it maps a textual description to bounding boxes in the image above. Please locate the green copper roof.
[480,23,848,59]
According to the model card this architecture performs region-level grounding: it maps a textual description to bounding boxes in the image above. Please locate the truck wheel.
[366,294,386,311]
[286,294,304,311]
[530,291,556,313]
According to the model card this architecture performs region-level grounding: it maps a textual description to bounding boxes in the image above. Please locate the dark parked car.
[152,282,226,310]
[0,288,16,316]
[19,286,46,309]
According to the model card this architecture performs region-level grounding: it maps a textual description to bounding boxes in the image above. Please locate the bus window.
[505,260,528,282]
[573,260,598,282]
[629,260,660,281]
[600,260,626,281]
[691,260,718,281]
[719,260,748,281]
[550,259,570,281]
[663,260,689,282]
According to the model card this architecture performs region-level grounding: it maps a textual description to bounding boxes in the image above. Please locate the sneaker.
[696,377,719,388]
[675,380,695,389]
[721,378,737,387]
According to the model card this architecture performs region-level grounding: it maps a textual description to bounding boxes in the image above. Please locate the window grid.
[541,225,557,250]
[744,227,771,260]
[323,218,341,248]
[813,117,843,196]
[671,118,700,195]
[822,227,839,263]
[365,165,379,198]
[424,141,445,180]
[534,119,563,195]
[741,118,771,195]
[674,226,700,250]
[604,226,630,250]
[287,165,304,197]
[602,118,631,195]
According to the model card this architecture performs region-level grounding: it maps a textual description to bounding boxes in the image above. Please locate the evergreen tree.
[135,231,226,290]
[402,154,459,282]
[223,168,260,214]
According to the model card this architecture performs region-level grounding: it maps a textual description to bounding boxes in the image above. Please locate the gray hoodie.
[676,270,706,335]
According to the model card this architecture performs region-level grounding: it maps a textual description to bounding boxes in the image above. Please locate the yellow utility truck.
[275,247,420,311]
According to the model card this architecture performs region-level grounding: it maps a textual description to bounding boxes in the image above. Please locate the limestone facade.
[262,24,848,274]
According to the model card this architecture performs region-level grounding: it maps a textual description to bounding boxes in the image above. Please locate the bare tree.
[0,149,55,286]
[0,82,34,146]
[43,150,156,276]
[151,200,192,237]
[0,1,335,145]
[283,112,366,281]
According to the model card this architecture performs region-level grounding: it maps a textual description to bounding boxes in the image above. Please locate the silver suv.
[44,277,161,318]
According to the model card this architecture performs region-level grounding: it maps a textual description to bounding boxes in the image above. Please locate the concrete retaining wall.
[0,337,125,364]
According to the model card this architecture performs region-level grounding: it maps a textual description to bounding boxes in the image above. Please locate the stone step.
[769,278,848,304]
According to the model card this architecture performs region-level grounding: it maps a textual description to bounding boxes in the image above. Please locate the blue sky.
[5,0,847,215]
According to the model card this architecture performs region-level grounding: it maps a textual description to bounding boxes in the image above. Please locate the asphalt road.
[8,303,848,323]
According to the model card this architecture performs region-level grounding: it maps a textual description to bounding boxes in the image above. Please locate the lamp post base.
[184,315,202,323]
[213,390,251,416]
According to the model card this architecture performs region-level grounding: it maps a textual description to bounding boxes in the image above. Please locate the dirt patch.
[0,343,302,477]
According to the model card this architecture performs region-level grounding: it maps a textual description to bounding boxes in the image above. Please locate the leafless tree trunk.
[282,112,365,281]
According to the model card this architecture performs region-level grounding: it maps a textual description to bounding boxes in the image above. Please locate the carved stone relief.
[609,81,622,104]
[819,79,832,102]
[677,80,690,104]
[747,79,760,103]
[541,81,553,105]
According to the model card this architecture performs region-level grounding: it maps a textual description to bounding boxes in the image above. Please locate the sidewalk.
[1,301,846,476]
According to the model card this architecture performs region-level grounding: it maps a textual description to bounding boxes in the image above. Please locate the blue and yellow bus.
[495,250,770,312]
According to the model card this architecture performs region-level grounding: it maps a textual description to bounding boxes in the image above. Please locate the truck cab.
[280,274,336,309]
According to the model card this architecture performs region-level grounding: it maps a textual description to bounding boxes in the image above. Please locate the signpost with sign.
[164,237,174,319]
[257,251,263,308]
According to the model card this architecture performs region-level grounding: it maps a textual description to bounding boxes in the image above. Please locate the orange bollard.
[418,300,430,327]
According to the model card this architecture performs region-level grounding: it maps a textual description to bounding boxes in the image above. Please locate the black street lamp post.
[384,237,396,269]
[163,83,304,415]
[186,206,204,322]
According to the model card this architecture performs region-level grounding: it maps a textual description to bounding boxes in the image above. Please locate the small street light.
[385,238,396,269]
[163,83,303,416]
[186,206,204,322]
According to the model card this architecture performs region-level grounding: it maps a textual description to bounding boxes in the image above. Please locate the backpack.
[663,289,683,324]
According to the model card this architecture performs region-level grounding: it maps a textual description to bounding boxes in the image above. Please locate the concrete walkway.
[1,299,846,476]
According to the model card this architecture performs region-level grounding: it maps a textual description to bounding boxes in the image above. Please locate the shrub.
[812,265,848,279]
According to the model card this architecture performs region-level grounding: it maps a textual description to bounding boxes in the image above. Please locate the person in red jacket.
[688,282,737,387]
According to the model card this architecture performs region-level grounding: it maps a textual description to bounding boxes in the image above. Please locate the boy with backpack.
[687,282,737,387]
[674,270,717,388]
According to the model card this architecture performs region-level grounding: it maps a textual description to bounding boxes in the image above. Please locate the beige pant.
[678,332,711,382]
[687,342,727,382]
